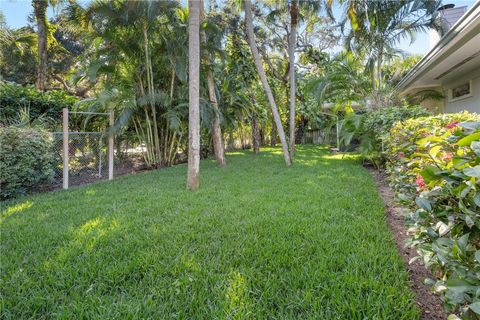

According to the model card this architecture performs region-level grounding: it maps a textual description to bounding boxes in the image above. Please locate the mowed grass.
[1,146,418,319]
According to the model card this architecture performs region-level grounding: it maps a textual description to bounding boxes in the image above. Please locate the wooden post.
[108,110,114,180]
[62,108,69,189]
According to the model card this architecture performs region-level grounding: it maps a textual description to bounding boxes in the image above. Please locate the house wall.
[443,68,480,113]
[421,97,445,114]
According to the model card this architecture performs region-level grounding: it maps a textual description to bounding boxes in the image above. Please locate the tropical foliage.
[385,112,480,319]
[2,0,480,318]
[0,82,77,126]
[334,105,430,166]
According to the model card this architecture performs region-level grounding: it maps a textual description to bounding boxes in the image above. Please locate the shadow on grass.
[1,145,418,319]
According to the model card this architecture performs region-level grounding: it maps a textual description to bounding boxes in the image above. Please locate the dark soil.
[38,157,151,192]
[369,168,446,320]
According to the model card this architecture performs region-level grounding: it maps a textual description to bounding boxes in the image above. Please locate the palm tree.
[64,0,186,168]
[306,52,372,107]
[344,0,442,91]
[243,0,291,166]
[288,0,298,155]
[187,0,201,190]
[0,24,37,84]
[32,0,48,91]
[199,0,225,166]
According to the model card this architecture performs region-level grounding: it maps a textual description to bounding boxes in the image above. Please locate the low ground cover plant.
[0,126,55,199]
[385,111,480,319]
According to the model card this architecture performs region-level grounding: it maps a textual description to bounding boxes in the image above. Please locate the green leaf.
[471,141,480,156]
[475,250,480,263]
[474,194,480,207]
[429,145,442,159]
[446,278,476,292]
[463,165,480,178]
[416,197,432,211]
[421,165,441,182]
[470,302,480,315]
[465,215,475,228]
[459,121,480,130]
[456,233,469,252]
[418,136,442,145]
[457,132,480,146]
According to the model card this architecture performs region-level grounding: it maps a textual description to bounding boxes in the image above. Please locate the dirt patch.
[369,168,446,320]
[38,157,151,192]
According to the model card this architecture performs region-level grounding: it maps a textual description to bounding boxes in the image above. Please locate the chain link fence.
[48,131,147,190]
[50,132,107,188]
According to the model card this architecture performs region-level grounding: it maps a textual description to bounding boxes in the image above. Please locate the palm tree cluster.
[0,0,443,190]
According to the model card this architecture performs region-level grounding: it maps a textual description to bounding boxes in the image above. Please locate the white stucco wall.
[443,69,480,114]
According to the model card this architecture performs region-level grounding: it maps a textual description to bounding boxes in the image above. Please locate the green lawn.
[1,146,418,319]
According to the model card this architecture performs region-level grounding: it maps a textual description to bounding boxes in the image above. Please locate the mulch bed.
[369,168,446,320]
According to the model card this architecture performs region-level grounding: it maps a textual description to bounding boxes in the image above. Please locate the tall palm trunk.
[33,0,48,91]
[288,0,298,156]
[243,0,291,166]
[200,0,225,166]
[252,111,260,154]
[207,73,226,165]
[377,44,383,91]
[187,0,201,191]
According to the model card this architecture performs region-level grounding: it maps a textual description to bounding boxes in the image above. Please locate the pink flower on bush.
[445,121,459,129]
[440,152,453,162]
[398,152,405,158]
[416,175,427,190]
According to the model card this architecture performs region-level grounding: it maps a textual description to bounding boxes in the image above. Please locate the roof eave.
[396,1,480,93]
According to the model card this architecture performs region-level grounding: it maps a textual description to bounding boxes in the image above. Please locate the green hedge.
[362,105,430,139]
[339,105,430,165]
[385,111,480,319]
[0,82,78,124]
[0,126,55,199]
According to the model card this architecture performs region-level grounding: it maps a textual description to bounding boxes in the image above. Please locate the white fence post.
[62,108,69,189]
[108,110,114,180]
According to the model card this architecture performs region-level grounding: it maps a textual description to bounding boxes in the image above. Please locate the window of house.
[449,81,472,101]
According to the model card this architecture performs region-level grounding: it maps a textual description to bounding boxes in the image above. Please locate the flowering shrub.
[385,111,480,319]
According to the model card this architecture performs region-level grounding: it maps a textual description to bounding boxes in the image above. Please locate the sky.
[0,0,477,55]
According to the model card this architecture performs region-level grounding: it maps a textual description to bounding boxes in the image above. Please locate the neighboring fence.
[300,113,340,148]
[51,131,108,187]
[46,109,113,189]
[44,108,147,190]
[301,128,339,147]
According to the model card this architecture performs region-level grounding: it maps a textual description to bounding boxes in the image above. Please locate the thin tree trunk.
[252,112,260,154]
[259,127,265,146]
[207,73,226,165]
[187,0,201,191]
[143,25,161,165]
[377,45,383,91]
[170,68,176,98]
[288,0,298,156]
[243,0,291,166]
[228,130,235,150]
[199,0,225,166]
[33,0,48,91]
[270,121,277,147]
